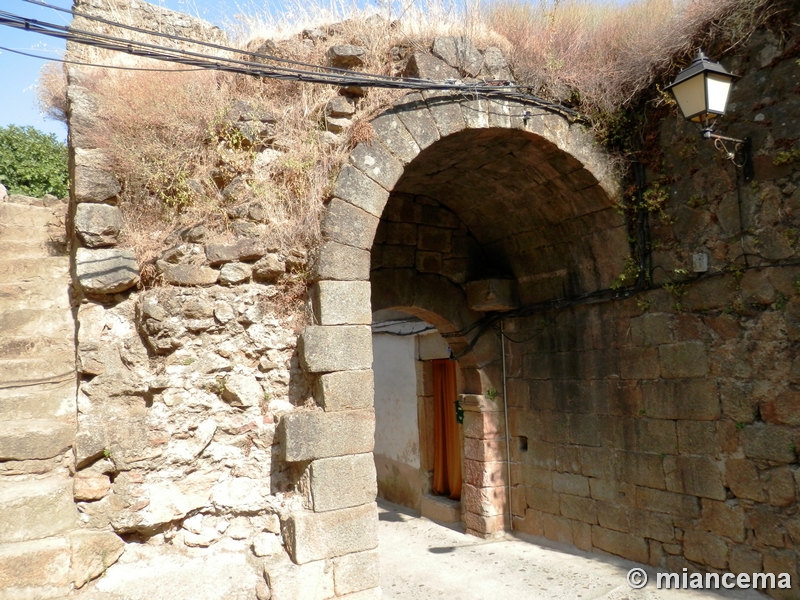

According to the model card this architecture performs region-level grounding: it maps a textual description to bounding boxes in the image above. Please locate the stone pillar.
[460,393,509,538]
[280,281,382,598]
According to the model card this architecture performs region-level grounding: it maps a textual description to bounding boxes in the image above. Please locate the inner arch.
[388,127,629,303]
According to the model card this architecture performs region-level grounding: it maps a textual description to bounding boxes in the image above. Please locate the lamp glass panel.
[672,73,707,121]
[705,72,732,115]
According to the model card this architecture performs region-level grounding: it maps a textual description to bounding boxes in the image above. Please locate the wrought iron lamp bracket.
[701,129,754,181]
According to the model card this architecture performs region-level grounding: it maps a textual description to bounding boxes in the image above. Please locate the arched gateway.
[279,90,629,589]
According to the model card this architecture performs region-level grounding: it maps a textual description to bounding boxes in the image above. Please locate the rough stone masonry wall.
[506,19,800,599]
[64,2,382,599]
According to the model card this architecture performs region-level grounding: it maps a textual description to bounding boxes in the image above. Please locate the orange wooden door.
[431,359,462,500]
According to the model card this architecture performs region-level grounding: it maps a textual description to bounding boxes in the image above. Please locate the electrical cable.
[735,163,750,269]
[0,45,208,71]
[22,0,441,80]
[19,7,766,357]
[446,252,800,361]
[0,8,581,119]
[24,0,510,85]
[372,326,437,336]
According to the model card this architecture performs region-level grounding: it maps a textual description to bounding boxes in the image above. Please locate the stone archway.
[280,90,627,568]
[370,270,501,532]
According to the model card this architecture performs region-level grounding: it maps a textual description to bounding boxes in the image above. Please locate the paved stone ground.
[377,500,768,600]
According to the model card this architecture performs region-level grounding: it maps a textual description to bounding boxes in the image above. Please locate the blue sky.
[0,0,233,141]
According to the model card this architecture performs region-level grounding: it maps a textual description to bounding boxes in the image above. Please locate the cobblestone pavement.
[377,501,768,600]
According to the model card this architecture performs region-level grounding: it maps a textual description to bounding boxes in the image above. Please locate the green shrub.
[0,125,68,198]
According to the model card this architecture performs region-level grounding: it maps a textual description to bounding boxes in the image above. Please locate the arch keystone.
[461,97,491,129]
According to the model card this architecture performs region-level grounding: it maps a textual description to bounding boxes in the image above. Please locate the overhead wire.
[21,0,446,82]
[22,0,421,79]
[443,251,800,361]
[0,44,208,71]
[0,7,580,119]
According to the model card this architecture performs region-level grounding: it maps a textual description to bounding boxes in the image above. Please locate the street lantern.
[666,50,737,127]
[666,50,753,181]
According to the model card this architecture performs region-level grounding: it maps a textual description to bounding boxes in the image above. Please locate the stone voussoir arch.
[278,91,622,564]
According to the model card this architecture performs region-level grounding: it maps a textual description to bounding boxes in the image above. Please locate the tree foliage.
[0,125,69,198]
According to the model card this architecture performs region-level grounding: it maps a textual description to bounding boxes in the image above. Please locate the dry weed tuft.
[348,118,374,148]
[37,61,69,124]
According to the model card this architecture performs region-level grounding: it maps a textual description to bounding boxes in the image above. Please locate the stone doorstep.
[0,536,72,594]
[420,494,461,525]
[0,335,75,361]
[0,281,71,309]
[0,310,74,339]
[0,225,56,246]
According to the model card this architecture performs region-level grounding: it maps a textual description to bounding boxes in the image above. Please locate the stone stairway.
[0,199,80,599]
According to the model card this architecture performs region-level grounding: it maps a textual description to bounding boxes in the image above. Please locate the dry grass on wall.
[60,62,347,267]
[485,0,778,113]
[37,0,783,268]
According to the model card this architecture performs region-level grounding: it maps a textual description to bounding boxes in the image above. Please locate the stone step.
[0,203,57,228]
[0,240,66,261]
[0,419,74,461]
[0,257,69,285]
[0,336,75,361]
[49,543,260,600]
[0,224,51,244]
[0,309,74,338]
[0,355,75,388]
[0,380,76,421]
[0,536,72,599]
[0,476,79,544]
[0,283,71,311]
